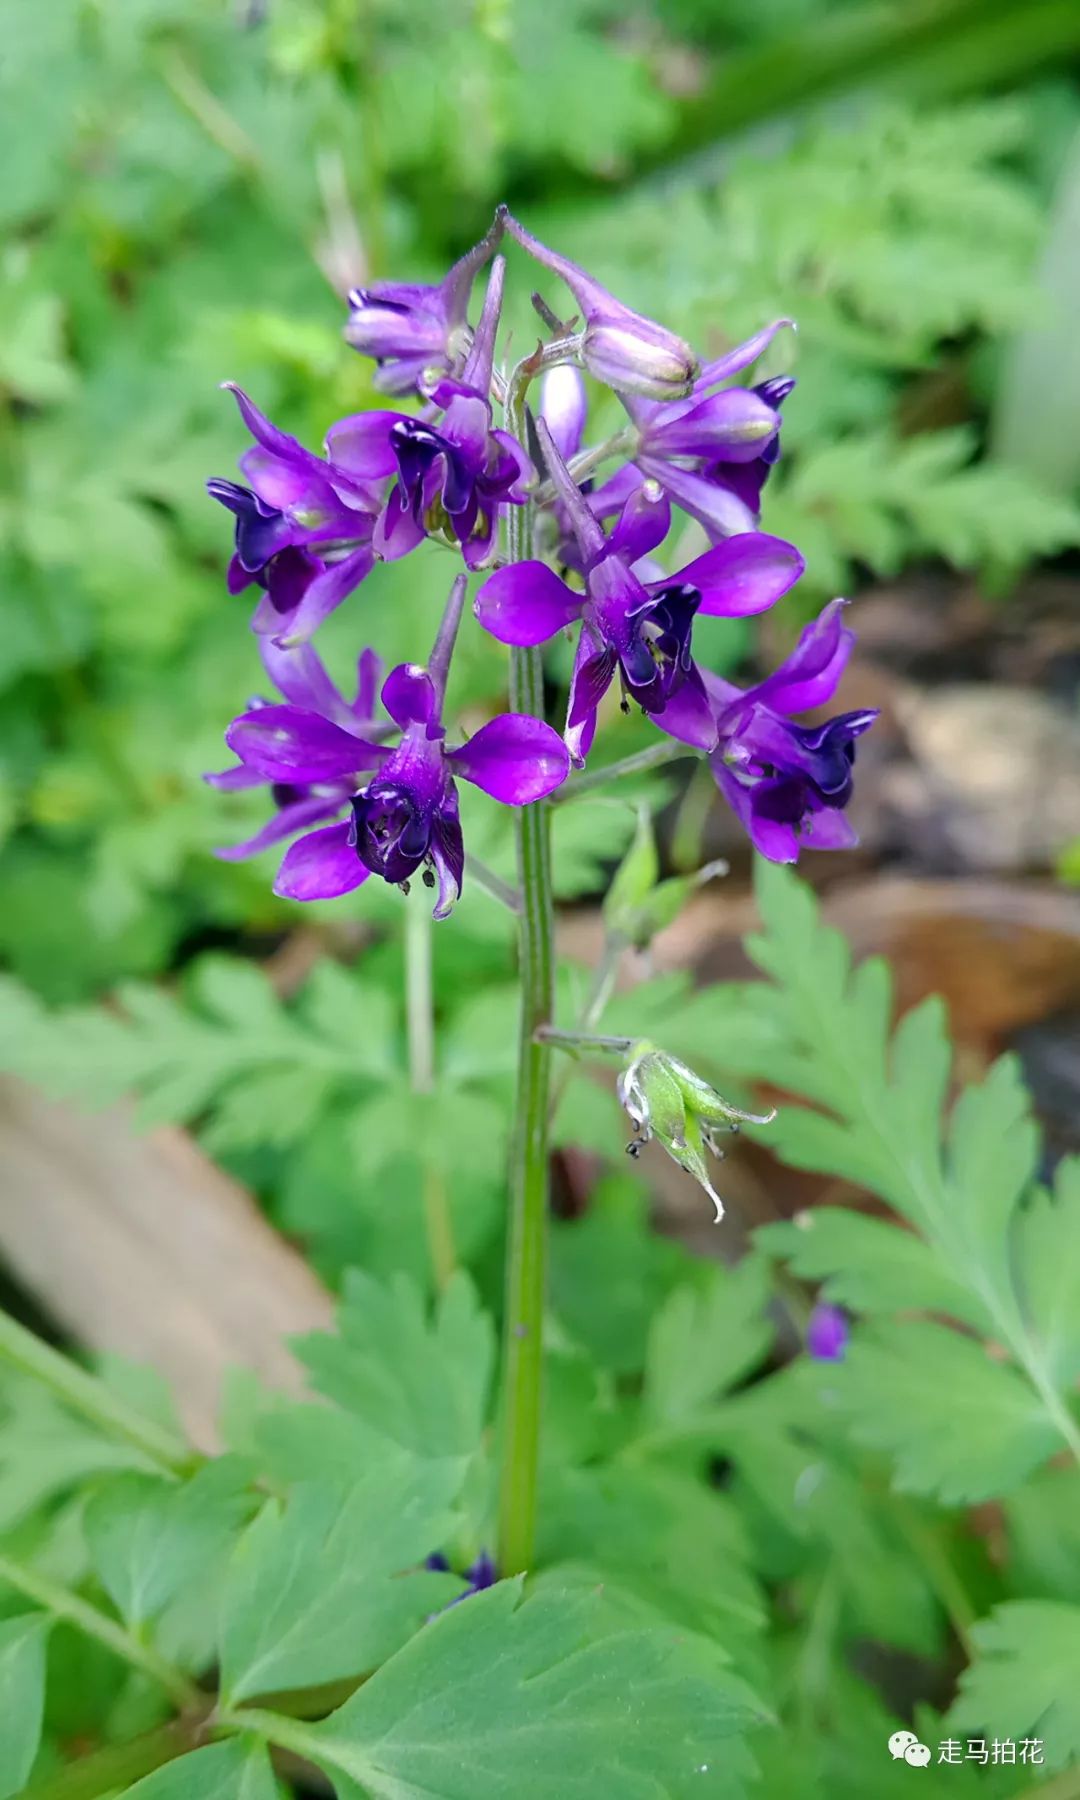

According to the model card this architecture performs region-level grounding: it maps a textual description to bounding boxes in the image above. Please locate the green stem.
[0,1553,203,1716]
[0,1308,192,1476]
[497,366,556,1577]
[552,739,694,803]
[537,1027,632,1057]
[405,880,456,1292]
[532,427,637,502]
[21,1723,208,1800]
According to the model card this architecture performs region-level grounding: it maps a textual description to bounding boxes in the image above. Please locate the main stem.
[497,373,556,1576]
[405,880,455,1291]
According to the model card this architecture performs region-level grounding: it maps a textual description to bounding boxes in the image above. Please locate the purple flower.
[328,258,532,571]
[216,578,569,916]
[475,419,804,763]
[658,599,878,861]
[345,220,501,395]
[206,636,389,868]
[806,1302,848,1362]
[424,1549,498,1608]
[591,320,795,540]
[499,208,698,400]
[207,385,382,645]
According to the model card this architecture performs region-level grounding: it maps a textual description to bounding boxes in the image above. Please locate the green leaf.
[757,1207,979,1322]
[834,1323,1060,1503]
[219,1455,464,1704]
[84,1458,254,1630]
[641,1258,773,1432]
[1016,1158,1080,1389]
[299,1579,763,1799]
[949,1601,1080,1771]
[121,1738,279,1800]
[0,1614,51,1799]
[294,1270,494,1463]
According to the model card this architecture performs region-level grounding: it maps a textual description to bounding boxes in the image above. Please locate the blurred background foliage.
[2,0,1080,1011]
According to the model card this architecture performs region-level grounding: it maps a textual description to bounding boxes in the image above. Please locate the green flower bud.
[617,1039,775,1223]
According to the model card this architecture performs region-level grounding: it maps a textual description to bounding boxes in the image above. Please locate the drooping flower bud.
[617,1039,775,1223]
[539,363,588,463]
[499,208,698,401]
[345,217,502,395]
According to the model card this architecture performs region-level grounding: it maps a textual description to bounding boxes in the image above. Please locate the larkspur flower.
[658,598,878,861]
[345,219,501,395]
[806,1303,849,1362]
[475,418,804,762]
[206,635,388,866]
[425,1549,497,1602]
[590,319,795,540]
[327,257,532,571]
[216,577,569,916]
[617,1039,775,1223]
[207,385,384,645]
[500,208,698,401]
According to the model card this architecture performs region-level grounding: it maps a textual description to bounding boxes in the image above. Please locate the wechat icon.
[888,1730,932,1768]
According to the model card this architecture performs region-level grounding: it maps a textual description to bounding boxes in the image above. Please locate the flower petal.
[274,548,376,645]
[674,533,804,617]
[644,387,780,462]
[214,796,348,862]
[325,411,407,478]
[447,714,570,804]
[259,638,350,724]
[273,822,371,900]
[430,788,465,921]
[636,457,759,538]
[743,598,852,715]
[474,561,583,646]
[606,483,671,566]
[381,663,437,730]
[226,705,385,782]
[652,678,718,752]
[696,319,794,389]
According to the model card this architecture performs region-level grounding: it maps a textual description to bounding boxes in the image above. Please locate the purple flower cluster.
[207,211,874,912]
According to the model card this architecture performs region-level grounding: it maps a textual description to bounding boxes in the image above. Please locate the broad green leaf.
[300,1579,764,1799]
[84,1458,254,1629]
[835,1323,1060,1502]
[121,1738,278,1800]
[219,1456,464,1703]
[0,1614,51,1798]
[294,1270,494,1463]
[949,1601,1080,1771]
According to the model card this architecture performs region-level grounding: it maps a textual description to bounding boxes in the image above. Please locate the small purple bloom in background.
[590,320,795,540]
[345,219,501,396]
[214,576,569,916]
[425,1549,498,1608]
[476,419,805,764]
[499,208,699,400]
[806,1302,849,1362]
[330,258,532,570]
[207,386,383,645]
[658,599,877,862]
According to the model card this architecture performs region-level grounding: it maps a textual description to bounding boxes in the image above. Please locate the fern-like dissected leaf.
[733,861,1080,1500]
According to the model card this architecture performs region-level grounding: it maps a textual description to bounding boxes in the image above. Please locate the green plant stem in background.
[405,879,456,1292]
[553,740,693,803]
[0,1551,203,1716]
[0,1307,192,1475]
[497,367,557,1577]
[21,1724,206,1800]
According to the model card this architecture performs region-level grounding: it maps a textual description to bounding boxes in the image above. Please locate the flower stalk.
[497,365,556,1577]
[406,876,456,1291]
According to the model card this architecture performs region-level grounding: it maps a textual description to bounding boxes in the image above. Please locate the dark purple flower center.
[390,418,475,525]
[620,581,700,710]
[351,782,432,884]
[207,478,289,572]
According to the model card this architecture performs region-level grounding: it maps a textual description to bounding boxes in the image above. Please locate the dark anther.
[422,867,436,889]
[400,879,411,896]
